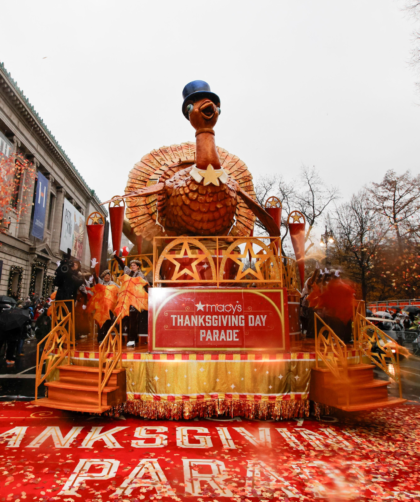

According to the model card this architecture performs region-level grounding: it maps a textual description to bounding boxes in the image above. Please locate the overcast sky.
[0,0,419,209]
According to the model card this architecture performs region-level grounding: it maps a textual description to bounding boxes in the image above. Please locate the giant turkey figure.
[105,81,279,239]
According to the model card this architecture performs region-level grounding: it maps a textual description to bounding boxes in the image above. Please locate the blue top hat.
[182,80,220,119]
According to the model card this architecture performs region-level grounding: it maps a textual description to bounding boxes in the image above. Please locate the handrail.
[314,313,348,380]
[356,313,403,398]
[153,235,282,287]
[281,256,300,292]
[352,300,366,349]
[98,313,123,409]
[35,313,72,401]
[51,300,75,346]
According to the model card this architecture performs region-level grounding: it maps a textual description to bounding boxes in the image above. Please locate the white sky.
[0,0,419,208]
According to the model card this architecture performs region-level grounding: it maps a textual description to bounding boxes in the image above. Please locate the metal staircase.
[32,302,126,414]
[310,307,406,412]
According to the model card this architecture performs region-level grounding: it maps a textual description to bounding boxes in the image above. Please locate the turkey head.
[163,97,238,236]
[103,92,280,238]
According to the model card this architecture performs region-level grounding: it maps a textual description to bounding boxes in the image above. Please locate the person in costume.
[88,264,120,343]
[113,254,148,348]
[305,268,355,343]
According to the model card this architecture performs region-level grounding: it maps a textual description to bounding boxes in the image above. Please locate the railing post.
[216,237,219,288]
[35,344,39,401]
[397,350,403,399]
[98,337,102,410]
[315,314,318,369]
[119,317,122,369]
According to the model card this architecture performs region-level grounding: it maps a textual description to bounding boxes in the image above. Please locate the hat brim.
[182,91,220,119]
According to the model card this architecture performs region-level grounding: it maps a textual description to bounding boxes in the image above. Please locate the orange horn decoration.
[109,197,125,255]
[288,210,306,288]
[265,196,282,230]
[265,196,282,255]
[86,211,105,275]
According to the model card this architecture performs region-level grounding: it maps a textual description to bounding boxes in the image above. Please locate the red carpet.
[0,401,419,501]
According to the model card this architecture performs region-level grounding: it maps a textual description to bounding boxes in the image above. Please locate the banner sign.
[149,288,289,352]
[59,199,85,260]
[30,172,49,240]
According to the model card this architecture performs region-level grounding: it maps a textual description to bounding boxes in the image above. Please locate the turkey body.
[160,166,238,236]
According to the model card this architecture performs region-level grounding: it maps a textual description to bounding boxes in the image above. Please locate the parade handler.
[113,254,149,347]
[87,261,120,343]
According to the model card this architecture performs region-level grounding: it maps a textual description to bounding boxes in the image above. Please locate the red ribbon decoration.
[109,197,125,255]
[86,212,105,275]
[288,211,306,288]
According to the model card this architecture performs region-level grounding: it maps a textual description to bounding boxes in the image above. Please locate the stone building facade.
[0,62,107,300]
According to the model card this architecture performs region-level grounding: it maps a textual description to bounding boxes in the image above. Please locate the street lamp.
[320,225,334,266]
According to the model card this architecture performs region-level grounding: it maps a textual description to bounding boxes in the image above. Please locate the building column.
[51,187,65,256]
[17,157,38,241]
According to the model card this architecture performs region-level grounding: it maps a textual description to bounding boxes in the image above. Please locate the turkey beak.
[199,100,216,121]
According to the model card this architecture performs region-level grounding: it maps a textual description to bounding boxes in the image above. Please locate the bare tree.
[404,1,420,92]
[330,190,387,301]
[292,166,339,253]
[366,169,420,251]
[253,174,295,254]
[253,166,339,255]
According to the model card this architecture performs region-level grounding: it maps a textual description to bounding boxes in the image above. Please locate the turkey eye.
[187,104,193,114]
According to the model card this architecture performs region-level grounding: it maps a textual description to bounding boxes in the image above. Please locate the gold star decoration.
[199,164,224,186]
[225,242,271,282]
[165,242,211,281]
[89,212,104,225]
[289,211,304,224]
[266,196,281,208]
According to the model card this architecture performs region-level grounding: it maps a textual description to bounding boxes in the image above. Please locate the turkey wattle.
[103,86,279,239]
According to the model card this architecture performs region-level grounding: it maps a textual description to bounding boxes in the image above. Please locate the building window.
[7,266,24,300]
[47,193,56,230]
[0,133,12,158]
[29,261,47,297]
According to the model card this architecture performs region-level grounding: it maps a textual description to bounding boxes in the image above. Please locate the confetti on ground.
[0,401,419,501]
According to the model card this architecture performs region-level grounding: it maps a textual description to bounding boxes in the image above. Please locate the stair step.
[315,364,375,374]
[45,381,118,393]
[59,376,100,387]
[351,379,389,390]
[329,379,389,390]
[58,365,124,374]
[31,398,111,414]
[337,397,407,412]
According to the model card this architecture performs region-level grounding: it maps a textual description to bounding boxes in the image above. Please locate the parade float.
[32,81,406,418]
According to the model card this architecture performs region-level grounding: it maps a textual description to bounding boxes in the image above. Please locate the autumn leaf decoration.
[114,275,148,318]
[87,284,119,327]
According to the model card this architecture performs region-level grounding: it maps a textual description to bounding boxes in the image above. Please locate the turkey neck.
[195,132,221,170]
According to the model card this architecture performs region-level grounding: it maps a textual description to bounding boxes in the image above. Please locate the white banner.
[59,199,85,260]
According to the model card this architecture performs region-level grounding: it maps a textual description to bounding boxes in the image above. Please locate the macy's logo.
[195,301,243,314]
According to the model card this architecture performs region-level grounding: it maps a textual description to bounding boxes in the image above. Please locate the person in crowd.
[88,263,120,344]
[300,268,320,338]
[113,254,149,348]
[54,249,85,306]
